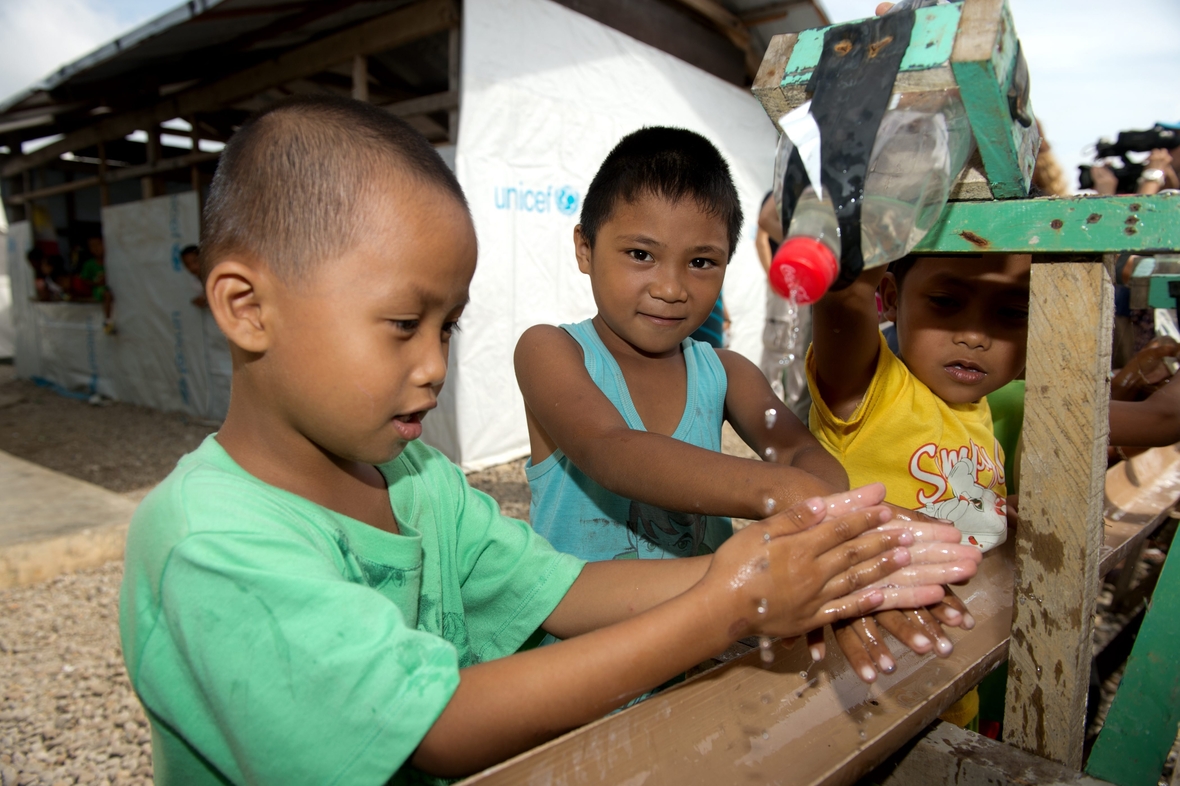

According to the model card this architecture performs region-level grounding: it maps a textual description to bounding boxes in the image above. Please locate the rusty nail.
[1050,219,1064,230]
[1086,213,1101,224]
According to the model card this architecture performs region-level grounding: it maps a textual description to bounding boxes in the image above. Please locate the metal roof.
[0,0,829,151]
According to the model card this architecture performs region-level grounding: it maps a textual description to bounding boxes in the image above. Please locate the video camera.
[1079,124,1180,193]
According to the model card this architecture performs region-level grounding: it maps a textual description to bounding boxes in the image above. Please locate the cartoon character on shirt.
[912,442,1007,551]
[615,502,708,559]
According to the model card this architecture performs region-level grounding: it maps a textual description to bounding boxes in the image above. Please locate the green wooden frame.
[912,194,1180,255]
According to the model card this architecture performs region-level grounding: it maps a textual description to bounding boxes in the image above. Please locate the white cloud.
[0,0,126,105]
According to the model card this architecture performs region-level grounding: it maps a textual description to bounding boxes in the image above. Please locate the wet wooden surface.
[458,443,1180,786]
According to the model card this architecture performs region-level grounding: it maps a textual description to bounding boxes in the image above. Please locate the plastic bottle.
[770,90,976,304]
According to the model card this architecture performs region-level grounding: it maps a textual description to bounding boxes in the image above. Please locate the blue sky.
[2,0,1179,190]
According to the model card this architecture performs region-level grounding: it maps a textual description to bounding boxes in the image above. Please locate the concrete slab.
[0,449,137,588]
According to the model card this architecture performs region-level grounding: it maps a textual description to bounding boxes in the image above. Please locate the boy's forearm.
[787,444,850,494]
[411,584,731,778]
[575,431,836,519]
[811,268,888,417]
[542,557,711,638]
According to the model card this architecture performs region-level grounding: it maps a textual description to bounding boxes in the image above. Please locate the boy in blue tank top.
[516,128,983,677]
[517,128,851,564]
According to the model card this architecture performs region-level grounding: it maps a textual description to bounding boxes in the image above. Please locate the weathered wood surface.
[459,545,1016,786]
[455,441,1180,785]
[874,720,1115,786]
[1005,262,1113,769]
[913,194,1180,255]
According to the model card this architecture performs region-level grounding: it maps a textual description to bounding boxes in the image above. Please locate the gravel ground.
[1,563,150,786]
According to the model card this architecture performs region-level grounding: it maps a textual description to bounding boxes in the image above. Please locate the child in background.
[806,253,1030,686]
[119,96,974,785]
[515,128,980,676]
[180,244,208,308]
[517,128,852,560]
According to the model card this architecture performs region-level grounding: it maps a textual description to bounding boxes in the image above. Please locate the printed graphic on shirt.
[615,502,710,559]
[909,440,1007,551]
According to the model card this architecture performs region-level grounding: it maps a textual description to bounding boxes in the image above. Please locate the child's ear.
[880,272,901,323]
[206,259,271,354]
[574,225,592,275]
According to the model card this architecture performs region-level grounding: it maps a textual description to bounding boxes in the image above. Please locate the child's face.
[182,253,201,277]
[882,255,1030,404]
[576,193,728,356]
[262,185,477,466]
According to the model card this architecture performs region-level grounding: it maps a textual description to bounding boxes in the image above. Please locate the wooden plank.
[874,720,1116,786]
[663,0,763,75]
[1086,547,1180,786]
[458,544,1017,786]
[351,55,369,103]
[950,0,1039,198]
[751,33,797,124]
[0,0,459,178]
[1101,446,1180,576]
[3,150,221,205]
[914,194,1180,255]
[447,25,460,144]
[1004,261,1113,769]
[383,90,459,119]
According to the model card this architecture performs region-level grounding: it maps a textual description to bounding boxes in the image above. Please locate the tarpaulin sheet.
[7,192,231,419]
[424,0,777,469]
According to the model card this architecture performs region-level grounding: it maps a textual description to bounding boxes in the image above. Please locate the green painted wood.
[1147,276,1180,309]
[950,0,1035,198]
[780,4,960,86]
[912,194,1180,255]
[1085,546,1180,785]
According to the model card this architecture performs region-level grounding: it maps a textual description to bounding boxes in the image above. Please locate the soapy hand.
[700,485,980,643]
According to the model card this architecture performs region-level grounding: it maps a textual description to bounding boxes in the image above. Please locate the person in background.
[180,245,208,308]
[756,192,812,423]
[78,236,116,334]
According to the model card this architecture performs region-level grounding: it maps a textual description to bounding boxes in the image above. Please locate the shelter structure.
[0,0,825,464]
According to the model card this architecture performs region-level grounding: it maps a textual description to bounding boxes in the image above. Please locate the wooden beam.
[4,150,221,205]
[382,90,459,118]
[141,126,161,200]
[1005,260,1112,769]
[351,55,369,102]
[664,0,763,77]
[913,194,1180,255]
[96,140,110,207]
[447,25,460,143]
[874,721,1116,786]
[739,0,818,27]
[1,0,459,178]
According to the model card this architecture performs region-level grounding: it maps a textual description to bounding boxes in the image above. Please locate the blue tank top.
[527,319,734,561]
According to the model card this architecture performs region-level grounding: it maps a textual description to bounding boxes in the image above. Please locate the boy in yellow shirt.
[809,254,1030,551]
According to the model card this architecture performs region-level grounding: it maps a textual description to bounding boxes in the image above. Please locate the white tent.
[425,0,778,469]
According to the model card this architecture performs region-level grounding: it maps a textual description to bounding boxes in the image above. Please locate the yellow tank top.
[806,333,1007,551]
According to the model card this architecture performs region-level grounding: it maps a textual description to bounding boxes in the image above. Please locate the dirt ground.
[0,365,1175,784]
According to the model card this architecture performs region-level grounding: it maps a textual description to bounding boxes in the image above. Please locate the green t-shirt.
[119,436,584,785]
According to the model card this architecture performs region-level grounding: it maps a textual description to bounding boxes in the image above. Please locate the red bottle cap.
[768,237,839,305]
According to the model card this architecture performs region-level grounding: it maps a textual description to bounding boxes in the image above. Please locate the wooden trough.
[456,447,1180,785]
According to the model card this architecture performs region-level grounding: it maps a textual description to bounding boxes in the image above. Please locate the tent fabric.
[6,192,230,419]
[423,0,778,470]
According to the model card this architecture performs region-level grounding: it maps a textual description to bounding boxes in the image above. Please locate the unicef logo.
[555,185,580,216]
[493,182,581,217]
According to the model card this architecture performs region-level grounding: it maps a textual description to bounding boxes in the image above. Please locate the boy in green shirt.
[119,95,977,785]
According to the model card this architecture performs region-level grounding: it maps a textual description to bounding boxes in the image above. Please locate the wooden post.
[447,25,460,143]
[189,116,203,219]
[1004,259,1113,768]
[141,127,160,200]
[96,140,110,207]
[352,55,369,102]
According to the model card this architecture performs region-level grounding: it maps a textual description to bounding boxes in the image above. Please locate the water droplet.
[763,531,772,543]
[759,636,774,664]
[858,730,867,740]
[761,694,771,704]
[798,671,808,679]
[757,598,768,615]
[762,730,770,740]
[764,498,776,515]
[758,558,770,571]
[764,408,777,430]
[764,446,777,461]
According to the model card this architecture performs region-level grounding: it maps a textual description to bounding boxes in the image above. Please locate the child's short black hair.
[202,94,467,281]
[580,127,743,258]
[180,245,199,257]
